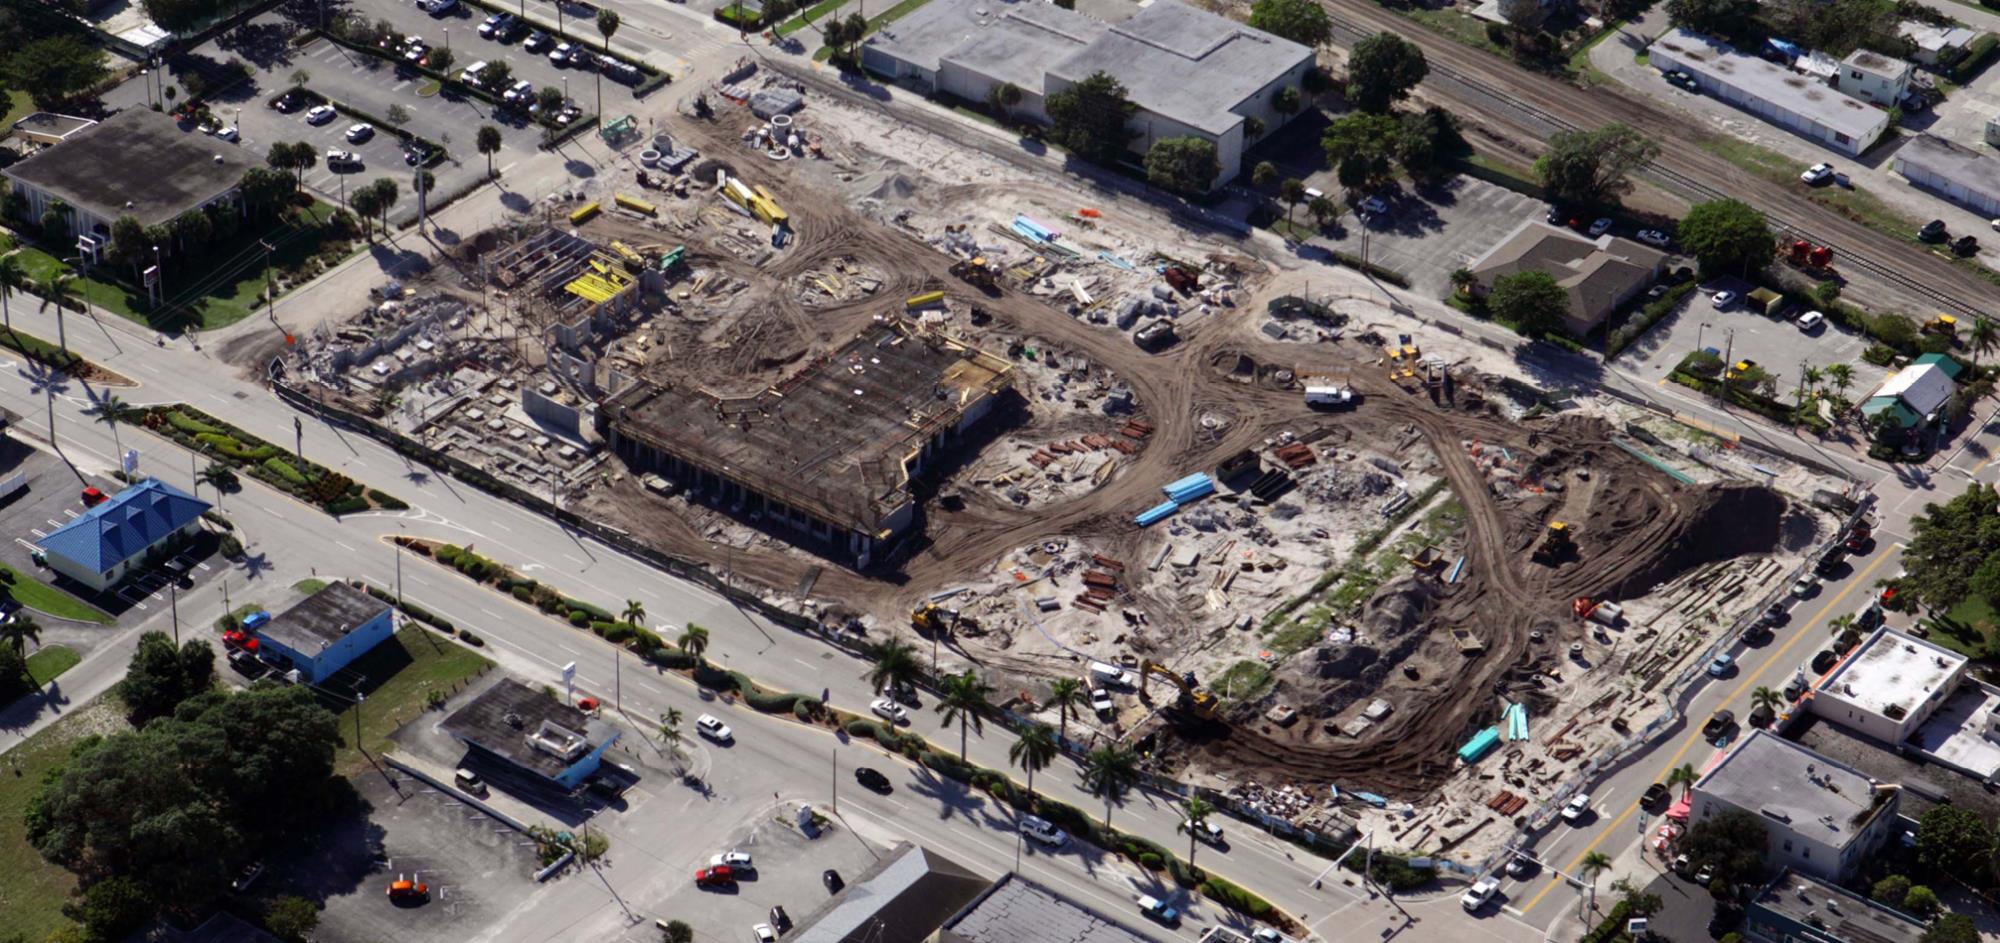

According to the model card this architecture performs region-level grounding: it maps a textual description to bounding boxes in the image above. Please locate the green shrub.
[436,545,463,565]
[793,699,817,721]
[590,621,638,644]
[325,495,368,514]
[368,488,409,509]
[564,598,612,620]
[511,586,535,603]
[846,719,889,740]
[1139,852,1164,870]
[263,457,308,485]
[1862,343,1898,366]
[648,647,696,669]
[459,630,483,646]
[632,627,664,652]
[167,411,222,435]
[219,534,244,558]
[1199,876,1273,917]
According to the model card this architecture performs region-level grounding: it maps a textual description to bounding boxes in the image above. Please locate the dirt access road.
[1318,2,1988,320]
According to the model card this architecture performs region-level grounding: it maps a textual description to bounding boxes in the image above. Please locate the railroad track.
[1325,11,1984,318]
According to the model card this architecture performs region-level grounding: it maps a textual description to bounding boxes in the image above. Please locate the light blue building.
[35,478,210,591]
[251,581,396,685]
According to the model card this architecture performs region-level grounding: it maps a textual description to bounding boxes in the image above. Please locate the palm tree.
[1801,364,1823,395]
[1448,267,1475,298]
[1081,745,1139,830]
[622,599,646,628]
[1666,762,1697,799]
[677,624,710,665]
[1825,363,1854,398]
[1751,685,1784,712]
[1046,677,1084,742]
[37,270,77,356]
[1008,722,1059,808]
[92,393,130,460]
[659,707,685,758]
[0,252,26,334]
[1578,850,1613,920]
[1279,178,1306,225]
[1971,317,2000,367]
[1181,795,1215,872]
[935,669,994,762]
[865,637,919,694]
[0,611,41,655]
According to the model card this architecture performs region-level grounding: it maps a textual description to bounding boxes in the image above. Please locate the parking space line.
[28,528,43,538]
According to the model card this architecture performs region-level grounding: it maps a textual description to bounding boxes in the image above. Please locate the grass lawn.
[1406,7,1508,56]
[328,626,491,775]
[1697,137,1927,248]
[2,201,352,332]
[1565,23,1620,86]
[0,698,126,940]
[293,579,328,595]
[775,0,846,37]
[1932,596,2000,658]
[0,91,32,132]
[24,644,79,686]
[1,566,112,624]
[1212,660,1274,701]
[1459,153,1546,200]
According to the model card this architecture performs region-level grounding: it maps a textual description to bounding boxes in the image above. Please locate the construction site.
[276,60,1859,869]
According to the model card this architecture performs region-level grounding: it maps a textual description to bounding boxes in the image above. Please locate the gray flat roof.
[1696,730,1888,848]
[1896,133,2000,201]
[1049,0,1311,135]
[1651,29,1889,142]
[440,679,615,780]
[868,0,1104,93]
[2,108,256,229]
[1751,870,1925,943]
[255,581,391,656]
[939,873,1158,943]
[1817,627,1965,723]
[792,842,989,943]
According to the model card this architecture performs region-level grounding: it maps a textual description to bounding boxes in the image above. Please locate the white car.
[711,851,753,870]
[549,41,574,66]
[1252,930,1287,943]
[1634,229,1669,248]
[1800,162,1835,185]
[305,105,337,125]
[1090,687,1115,713]
[325,148,361,168]
[1461,876,1501,912]
[753,924,776,943]
[1019,815,1068,847]
[1178,818,1225,844]
[1792,576,1818,598]
[1710,290,1737,309]
[869,698,907,724]
[208,124,239,142]
[1587,217,1613,237]
[345,122,375,143]
[696,713,733,742]
[503,79,534,104]
[1796,310,1826,332]
[1560,794,1591,823]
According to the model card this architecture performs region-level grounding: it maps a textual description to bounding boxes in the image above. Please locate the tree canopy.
[1046,72,1136,165]
[1678,198,1775,276]
[1925,914,1979,943]
[6,36,109,109]
[1914,806,1994,878]
[1144,136,1221,196]
[1681,808,1768,886]
[115,631,214,725]
[1534,123,1658,212]
[1902,484,2000,612]
[1489,271,1569,338]
[141,0,228,32]
[1345,33,1427,113]
[1247,0,1333,47]
[1664,0,1756,38]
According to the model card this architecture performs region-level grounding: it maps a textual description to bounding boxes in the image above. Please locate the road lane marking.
[1519,546,1900,916]
[335,540,357,552]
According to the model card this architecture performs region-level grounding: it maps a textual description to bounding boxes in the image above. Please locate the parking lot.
[1295,175,1547,298]
[358,0,646,120]
[1612,279,1890,399]
[288,773,545,943]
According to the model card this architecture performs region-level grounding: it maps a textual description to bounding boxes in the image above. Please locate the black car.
[1641,782,1671,809]
[1954,235,1980,257]
[823,869,843,892]
[854,767,892,794]
[1920,219,1949,243]
[770,906,790,932]
[1701,709,1735,742]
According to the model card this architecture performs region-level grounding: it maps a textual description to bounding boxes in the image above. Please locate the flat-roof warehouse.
[1648,29,1891,156]
[3,108,256,239]
[603,319,1012,566]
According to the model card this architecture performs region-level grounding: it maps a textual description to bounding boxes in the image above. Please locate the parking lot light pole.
[169,583,179,645]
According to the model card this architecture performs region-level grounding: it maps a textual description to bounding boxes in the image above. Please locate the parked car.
[711,851,753,871]
[454,768,486,796]
[305,104,337,125]
[1665,69,1699,90]
[695,865,735,887]
[822,869,843,892]
[503,79,534,105]
[346,122,375,143]
[424,0,457,15]
[1635,229,1670,247]
[1702,709,1736,741]
[1710,290,1737,309]
[1588,217,1613,237]
[769,906,791,932]
[1560,794,1592,823]
[696,714,734,743]
[1800,162,1835,186]
[325,148,362,169]
[1090,687,1115,714]
[274,90,307,112]
[524,30,553,53]
[478,12,512,38]
[1796,310,1826,332]
[1461,876,1501,912]
[1707,653,1735,678]
[1019,815,1068,848]
[206,124,239,141]
[854,767,892,793]
[753,925,776,943]
[1358,195,1389,217]
[1641,783,1670,809]
[1695,862,1717,885]
[1920,219,1949,243]
[549,41,575,65]
[387,876,429,899]
[869,698,907,724]
[1792,575,1818,598]
[1953,235,1980,257]
[231,861,265,893]
[1137,895,1180,925]
[1749,703,1776,728]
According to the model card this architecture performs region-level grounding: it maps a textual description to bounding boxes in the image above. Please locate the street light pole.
[170,582,179,645]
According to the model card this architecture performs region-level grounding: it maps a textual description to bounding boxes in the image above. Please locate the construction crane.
[1530,521,1573,566]
[1139,659,1219,719]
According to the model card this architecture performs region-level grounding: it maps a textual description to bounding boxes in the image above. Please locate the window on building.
[1835,133,1851,144]
[1803,847,1811,859]
[1850,70,1863,78]
[1783,839,1793,852]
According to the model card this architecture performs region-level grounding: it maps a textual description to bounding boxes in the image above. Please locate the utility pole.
[830,747,837,814]
[614,646,621,713]
[293,416,303,464]
[169,583,179,645]
[394,529,404,608]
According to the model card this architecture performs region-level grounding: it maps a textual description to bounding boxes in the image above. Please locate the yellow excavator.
[911,602,960,638]
[1530,521,1574,566]
[950,256,999,290]
[1140,660,1219,719]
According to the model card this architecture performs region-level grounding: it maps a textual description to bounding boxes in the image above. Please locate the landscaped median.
[136,405,407,516]
[1669,350,1829,432]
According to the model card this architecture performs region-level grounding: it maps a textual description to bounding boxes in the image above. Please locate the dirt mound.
[1602,483,1787,599]
[856,167,920,202]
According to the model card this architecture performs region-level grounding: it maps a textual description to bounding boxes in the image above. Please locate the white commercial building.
[1835,49,1913,106]
[1649,29,1892,156]
[1811,627,1968,744]
[1893,133,2000,218]
[1690,730,1899,882]
[861,0,1313,188]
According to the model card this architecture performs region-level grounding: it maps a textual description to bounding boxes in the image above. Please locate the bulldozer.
[911,602,960,638]
[1923,315,1959,340]
[950,256,999,290]
[1530,521,1574,566]
[1139,659,1219,719]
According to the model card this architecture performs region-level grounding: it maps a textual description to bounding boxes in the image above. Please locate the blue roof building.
[35,478,210,591]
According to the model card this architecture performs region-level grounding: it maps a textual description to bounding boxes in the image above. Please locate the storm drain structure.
[603,318,1013,565]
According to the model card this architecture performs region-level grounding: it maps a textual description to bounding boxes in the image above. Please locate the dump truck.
[1530,521,1573,565]
[1139,659,1218,719]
